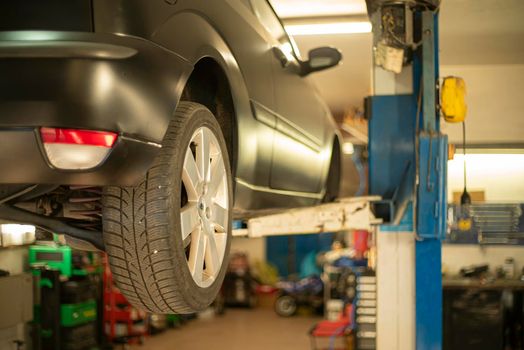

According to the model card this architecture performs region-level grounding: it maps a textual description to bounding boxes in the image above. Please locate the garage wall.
[0,324,27,350]
[448,153,524,202]
[230,237,266,263]
[442,244,524,276]
[0,247,31,349]
[0,247,29,275]
[440,64,524,144]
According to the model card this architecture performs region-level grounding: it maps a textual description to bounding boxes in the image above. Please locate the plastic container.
[504,258,515,279]
[326,300,344,321]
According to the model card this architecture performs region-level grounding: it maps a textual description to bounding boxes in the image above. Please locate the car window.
[250,0,301,60]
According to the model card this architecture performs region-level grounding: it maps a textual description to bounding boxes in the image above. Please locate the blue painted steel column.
[415,239,442,350]
[415,11,446,350]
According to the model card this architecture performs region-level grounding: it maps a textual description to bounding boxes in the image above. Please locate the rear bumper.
[0,128,159,185]
[0,31,193,185]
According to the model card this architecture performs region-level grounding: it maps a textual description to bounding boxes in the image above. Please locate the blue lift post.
[415,11,447,350]
[367,3,447,350]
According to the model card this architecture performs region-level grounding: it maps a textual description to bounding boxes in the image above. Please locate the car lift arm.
[233,197,381,238]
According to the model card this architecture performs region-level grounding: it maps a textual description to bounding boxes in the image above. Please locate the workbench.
[443,278,524,290]
[443,277,524,350]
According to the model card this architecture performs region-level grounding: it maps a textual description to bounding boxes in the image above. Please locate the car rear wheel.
[103,102,232,313]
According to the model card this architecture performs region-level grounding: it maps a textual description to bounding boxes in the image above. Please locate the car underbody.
[0,185,105,250]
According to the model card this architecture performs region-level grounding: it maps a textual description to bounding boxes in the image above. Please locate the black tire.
[275,295,297,317]
[102,102,233,314]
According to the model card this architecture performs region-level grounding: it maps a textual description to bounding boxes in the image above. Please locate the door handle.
[272,46,290,68]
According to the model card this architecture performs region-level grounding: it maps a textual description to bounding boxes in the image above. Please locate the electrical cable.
[462,121,467,189]
[460,121,471,205]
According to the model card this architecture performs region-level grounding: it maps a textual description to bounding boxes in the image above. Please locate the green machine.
[30,244,101,350]
[29,245,74,277]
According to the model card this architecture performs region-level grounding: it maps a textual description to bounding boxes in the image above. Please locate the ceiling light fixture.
[285,21,372,36]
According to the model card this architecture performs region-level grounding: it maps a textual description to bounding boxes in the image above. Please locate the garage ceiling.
[439,0,524,65]
[271,0,524,126]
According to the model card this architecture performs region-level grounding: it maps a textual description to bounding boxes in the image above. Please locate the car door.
[250,0,328,194]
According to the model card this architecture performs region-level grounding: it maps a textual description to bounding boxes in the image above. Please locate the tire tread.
[103,102,230,314]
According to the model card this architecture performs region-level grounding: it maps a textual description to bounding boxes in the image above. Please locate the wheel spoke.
[182,125,230,288]
[214,232,227,258]
[205,228,221,276]
[188,226,206,284]
[180,204,199,240]
[197,128,211,183]
[182,148,201,200]
[208,153,225,197]
[212,203,228,232]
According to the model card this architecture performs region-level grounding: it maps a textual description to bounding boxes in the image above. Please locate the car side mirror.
[301,47,342,76]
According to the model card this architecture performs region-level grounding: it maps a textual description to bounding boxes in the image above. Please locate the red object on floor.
[353,230,369,256]
[309,320,352,350]
[309,304,353,349]
[311,320,349,337]
[103,256,149,344]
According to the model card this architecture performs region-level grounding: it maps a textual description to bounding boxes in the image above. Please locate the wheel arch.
[180,57,239,177]
[152,11,255,178]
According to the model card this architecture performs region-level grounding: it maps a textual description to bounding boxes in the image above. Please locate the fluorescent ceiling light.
[270,0,367,19]
[286,21,372,36]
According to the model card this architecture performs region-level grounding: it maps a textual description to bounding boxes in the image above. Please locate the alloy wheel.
[180,126,229,288]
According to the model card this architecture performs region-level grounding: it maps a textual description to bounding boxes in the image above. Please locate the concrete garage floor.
[134,309,320,350]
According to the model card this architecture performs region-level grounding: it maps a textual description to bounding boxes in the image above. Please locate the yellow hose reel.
[441,76,467,123]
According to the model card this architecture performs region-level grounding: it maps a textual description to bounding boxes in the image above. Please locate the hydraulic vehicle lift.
[237,1,446,349]
[367,1,445,349]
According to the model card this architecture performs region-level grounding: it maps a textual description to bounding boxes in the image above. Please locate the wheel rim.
[278,296,296,315]
[180,126,229,288]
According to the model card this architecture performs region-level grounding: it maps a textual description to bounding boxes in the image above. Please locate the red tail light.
[40,127,117,148]
[40,127,118,170]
